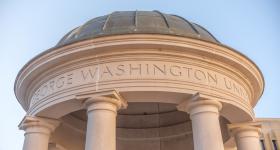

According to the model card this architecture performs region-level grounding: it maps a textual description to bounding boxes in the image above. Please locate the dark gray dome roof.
[56,11,219,47]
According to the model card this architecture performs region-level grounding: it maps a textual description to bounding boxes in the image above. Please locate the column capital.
[228,122,262,150]
[179,93,224,150]
[228,122,262,138]
[177,93,222,115]
[19,116,60,135]
[84,96,127,113]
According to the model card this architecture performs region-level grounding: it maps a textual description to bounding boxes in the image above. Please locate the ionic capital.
[18,116,60,135]
[177,93,222,116]
[228,122,262,138]
[84,96,127,113]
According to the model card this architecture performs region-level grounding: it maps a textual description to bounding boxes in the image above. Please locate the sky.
[0,0,279,149]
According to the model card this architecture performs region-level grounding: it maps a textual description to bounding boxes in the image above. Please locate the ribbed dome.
[56,11,219,47]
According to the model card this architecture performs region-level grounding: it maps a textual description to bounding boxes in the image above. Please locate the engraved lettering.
[56,77,65,88]
[130,64,141,75]
[153,64,166,75]
[146,64,150,75]
[49,80,55,91]
[207,72,218,85]
[41,84,48,97]
[116,64,125,76]
[81,68,98,80]
[224,78,232,89]
[233,83,240,95]
[101,65,113,77]
[170,65,182,76]
[67,73,73,84]
[31,61,250,104]
[182,67,192,78]
[194,70,206,81]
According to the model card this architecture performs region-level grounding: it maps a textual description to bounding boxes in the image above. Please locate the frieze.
[30,61,249,105]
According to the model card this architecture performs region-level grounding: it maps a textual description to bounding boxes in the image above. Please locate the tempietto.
[15,11,264,150]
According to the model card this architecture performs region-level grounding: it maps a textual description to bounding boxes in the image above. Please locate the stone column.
[84,96,127,150]
[263,133,272,150]
[229,123,262,150]
[273,131,280,149]
[19,116,60,150]
[177,98,224,150]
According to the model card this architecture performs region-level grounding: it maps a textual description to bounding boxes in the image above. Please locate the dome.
[56,11,220,47]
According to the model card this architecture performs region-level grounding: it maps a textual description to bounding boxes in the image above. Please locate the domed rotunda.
[15,11,264,150]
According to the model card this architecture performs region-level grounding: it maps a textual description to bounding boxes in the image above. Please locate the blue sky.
[0,0,279,149]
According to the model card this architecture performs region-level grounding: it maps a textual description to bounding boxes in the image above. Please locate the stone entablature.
[30,60,249,107]
[15,35,264,121]
[32,60,250,101]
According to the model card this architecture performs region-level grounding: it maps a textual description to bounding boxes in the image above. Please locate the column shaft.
[234,127,262,150]
[229,123,262,150]
[274,131,280,149]
[263,133,272,150]
[189,100,224,150]
[85,102,117,150]
[84,96,126,150]
[23,127,50,150]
